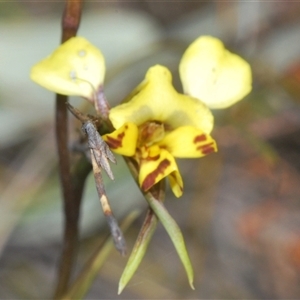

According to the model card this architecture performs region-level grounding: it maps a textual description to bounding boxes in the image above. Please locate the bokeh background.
[1,1,300,299]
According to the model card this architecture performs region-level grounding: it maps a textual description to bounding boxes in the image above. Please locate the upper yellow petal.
[139,148,183,197]
[179,36,252,109]
[30,37,105,99]
[109,65,214,134]
[103,122,138,156]
[158,126,217,158]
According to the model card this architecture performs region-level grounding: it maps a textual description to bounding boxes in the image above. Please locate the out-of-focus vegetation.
[1,2,300,299]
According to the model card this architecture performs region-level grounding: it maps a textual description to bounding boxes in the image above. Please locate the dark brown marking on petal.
[145,154,160,161]
[202,146,215,155]
[105,136,122,149]
[106,130,127,149]
[194,134,207,143]
[197,142,216,155]
[117,132,125,140]
[141,159,171,191]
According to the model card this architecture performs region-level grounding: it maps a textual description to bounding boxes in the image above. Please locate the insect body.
[82,120,116,180]
[66,102,126,255]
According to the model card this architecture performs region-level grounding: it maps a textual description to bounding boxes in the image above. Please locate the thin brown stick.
[54,0,83,298]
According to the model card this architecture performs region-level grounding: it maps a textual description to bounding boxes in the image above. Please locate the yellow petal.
[139,148,183,197]
[179,36,252,109]
[109,65,214,134]
[30,37,105,99]
[158,126,217,158]
[103,122,138,156]
[168,172,184,198]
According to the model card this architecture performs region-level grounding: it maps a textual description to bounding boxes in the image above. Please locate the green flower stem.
[54,0,83,298]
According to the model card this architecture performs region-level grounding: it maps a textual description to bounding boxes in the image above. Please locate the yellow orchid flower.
[103,65,217,197]
[179,35,252,109]
[30,36,105,100]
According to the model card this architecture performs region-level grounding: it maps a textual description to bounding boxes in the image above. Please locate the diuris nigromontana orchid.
[30,34,252,294]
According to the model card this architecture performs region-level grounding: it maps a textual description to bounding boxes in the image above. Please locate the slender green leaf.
[118,209,158,294]
[118,178,165,294]
[146,195,195,290]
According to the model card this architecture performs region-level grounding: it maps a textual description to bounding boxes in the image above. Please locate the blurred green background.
[1,1,300,299]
